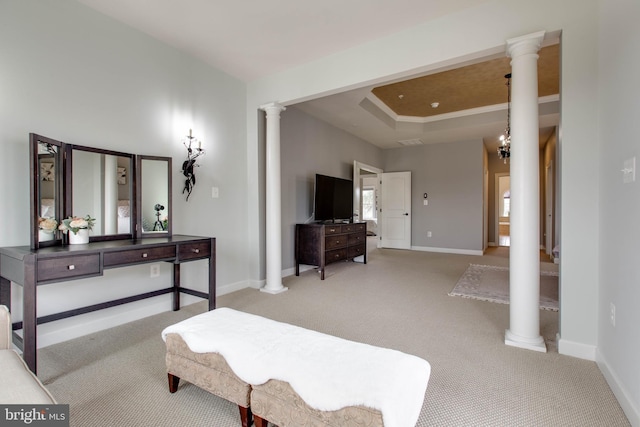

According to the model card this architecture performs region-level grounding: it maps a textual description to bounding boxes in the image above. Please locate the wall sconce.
[181,129,205,201]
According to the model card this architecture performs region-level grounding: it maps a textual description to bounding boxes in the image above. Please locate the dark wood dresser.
[0,235,215,373]
[295,223,366,280]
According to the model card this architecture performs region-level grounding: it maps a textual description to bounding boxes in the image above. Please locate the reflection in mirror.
[138,156,171,236]
[30,134,63,249]
[38,144,58,241]
[71,148,133,239]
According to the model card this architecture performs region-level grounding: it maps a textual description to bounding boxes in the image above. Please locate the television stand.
[295,222,366,280]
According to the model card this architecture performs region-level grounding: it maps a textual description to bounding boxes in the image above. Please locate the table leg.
[23,254,37,374]
[0,275,10,310]
[208,238,216,311]
[172,264,180,311]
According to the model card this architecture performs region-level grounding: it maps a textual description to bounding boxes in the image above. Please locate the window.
[362,187,377,220]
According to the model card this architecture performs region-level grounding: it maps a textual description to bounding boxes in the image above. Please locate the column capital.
[506,30,545,58]
[259,102,286,115]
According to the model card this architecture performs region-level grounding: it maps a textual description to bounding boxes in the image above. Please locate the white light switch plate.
[211,187,219,198]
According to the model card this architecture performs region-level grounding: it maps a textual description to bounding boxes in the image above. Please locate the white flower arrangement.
[38,217,58,233]
[58,215,95,235]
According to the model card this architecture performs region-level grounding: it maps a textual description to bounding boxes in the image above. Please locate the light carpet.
[35,244,628,426]
[449,263,559,311]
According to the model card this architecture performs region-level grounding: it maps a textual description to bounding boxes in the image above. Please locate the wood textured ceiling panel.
[372,44,559,117]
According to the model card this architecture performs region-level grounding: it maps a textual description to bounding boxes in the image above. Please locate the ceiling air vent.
[397,138,424,146]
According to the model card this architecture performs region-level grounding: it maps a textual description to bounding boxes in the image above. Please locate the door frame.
[354,161,383,247]
[494,172,510,246]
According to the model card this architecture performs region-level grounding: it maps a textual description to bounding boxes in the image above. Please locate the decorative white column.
[505,31,546,352]
[260,102,288,294]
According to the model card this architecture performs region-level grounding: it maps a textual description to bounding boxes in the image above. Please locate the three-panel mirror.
[29,133,172,249]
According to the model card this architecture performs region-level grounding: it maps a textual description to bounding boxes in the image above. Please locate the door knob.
[403,213,409,216]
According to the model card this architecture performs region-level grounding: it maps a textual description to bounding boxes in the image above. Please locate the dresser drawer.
[179,241,211,261]
[324,225,342,235]
[325,248,347,264]
[348,232,366,246]
[103,245,176,267]
[38,254,100,282]
[348,243,366,259]
[325,235,348,250]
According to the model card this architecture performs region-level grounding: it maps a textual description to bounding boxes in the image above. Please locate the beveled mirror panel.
[137,156,172,237]
[30,134,64,249]
[69,146,135,241]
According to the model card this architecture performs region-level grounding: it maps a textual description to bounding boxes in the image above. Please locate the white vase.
[38,230,55,241]
[68,228,89,245]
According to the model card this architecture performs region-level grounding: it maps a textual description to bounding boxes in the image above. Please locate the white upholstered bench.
[162,308,431,427]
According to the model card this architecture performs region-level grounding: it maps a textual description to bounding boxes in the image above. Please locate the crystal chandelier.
[497,73,512,164]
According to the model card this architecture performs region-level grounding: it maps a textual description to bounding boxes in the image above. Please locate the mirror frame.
[29,134,173,248]
[66,144,137,243]
[136,155,172,238]
[30,134,64,250]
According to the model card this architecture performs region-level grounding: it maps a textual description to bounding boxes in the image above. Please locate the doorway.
[495,173,510,247]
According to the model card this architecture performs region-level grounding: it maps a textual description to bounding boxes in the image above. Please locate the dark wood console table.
[0,234,215,374]
[295,223,366,280]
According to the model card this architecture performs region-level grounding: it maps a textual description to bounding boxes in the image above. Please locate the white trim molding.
[597,350,640,426]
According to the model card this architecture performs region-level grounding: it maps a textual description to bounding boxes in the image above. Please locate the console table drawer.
[103,246,176,267]
[325,235,348,250]
[38,254,100,282]
[326,248,347,263]
[179,241,211,261]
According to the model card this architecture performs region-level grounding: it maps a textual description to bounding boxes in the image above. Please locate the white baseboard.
[597,350,640,426]
[557,337,596,361]
[411,245,484,256]
[217,279,253,295]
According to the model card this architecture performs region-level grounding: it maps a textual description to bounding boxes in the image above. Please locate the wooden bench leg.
[238,405,252,427]
[167,373,180,393]
[254,415,269,427]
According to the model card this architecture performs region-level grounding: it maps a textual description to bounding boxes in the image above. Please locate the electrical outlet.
[211,187,219,198]
[150,264,160,278]
[610,303,616,327]
[427,231,432,238]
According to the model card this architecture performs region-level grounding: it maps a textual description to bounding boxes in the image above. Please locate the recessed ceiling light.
[431,102,440,108]
[398,94,404,99]
[398,138,424,146]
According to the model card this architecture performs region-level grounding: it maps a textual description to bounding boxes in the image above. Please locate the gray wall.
[280,107,383,271]
[281,108,486,256]
[0,0,247,345]
[597,0,640,421]
[384,140,485,251]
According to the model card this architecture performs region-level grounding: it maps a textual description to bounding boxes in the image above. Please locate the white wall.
[0,0,248,346]
[247,0,601,364]
[596,0,640,424]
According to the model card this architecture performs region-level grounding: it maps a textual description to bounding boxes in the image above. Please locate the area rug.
[449,264,559,311]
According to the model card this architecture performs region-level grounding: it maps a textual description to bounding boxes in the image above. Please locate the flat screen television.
[314,174,353,223]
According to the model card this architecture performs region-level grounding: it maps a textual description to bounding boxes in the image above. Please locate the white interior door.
[380,171,411,249]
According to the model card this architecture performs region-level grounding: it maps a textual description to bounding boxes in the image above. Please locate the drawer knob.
[329,228,336,232]
[192,248,200,254]
[142,253,148,258]
[67,265,75,270]
[336,240,340,244]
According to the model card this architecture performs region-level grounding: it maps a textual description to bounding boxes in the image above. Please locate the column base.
[505,329,547,353]
[260,285,288,295]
